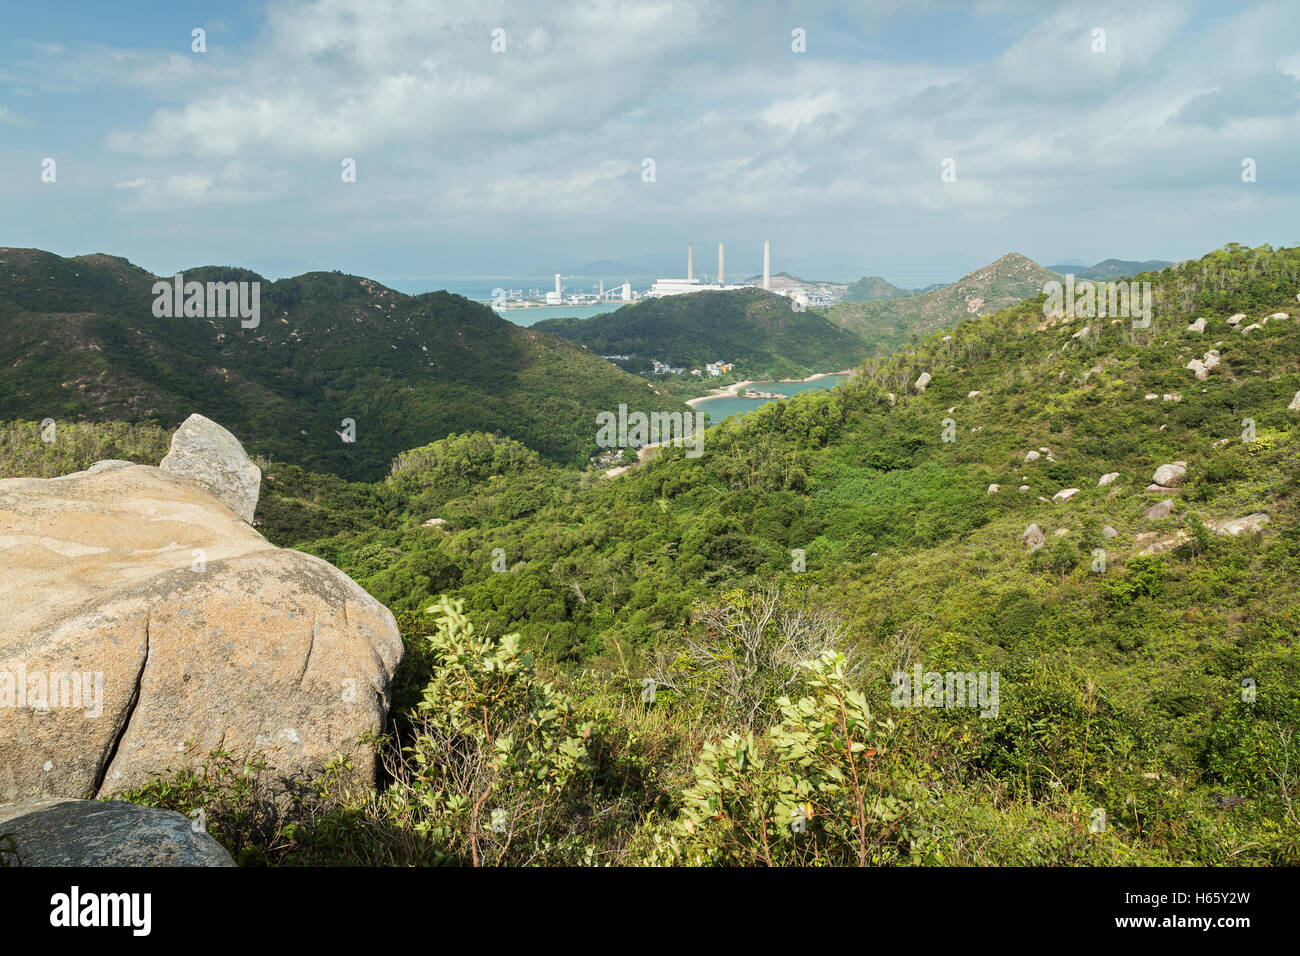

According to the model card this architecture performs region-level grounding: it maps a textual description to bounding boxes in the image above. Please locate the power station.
[644,240,771,298]
[490,240,791,310]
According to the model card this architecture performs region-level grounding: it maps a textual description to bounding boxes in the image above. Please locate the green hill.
[828,253,1062,352]
[8,241,1298,866]
[0,247,687,480]
[533,287,869,379]
[843,275,909,302]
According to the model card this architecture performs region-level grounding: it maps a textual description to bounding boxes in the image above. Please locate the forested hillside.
[3,242,1297,867]
[534,287,868,379]
[0,248,687,479]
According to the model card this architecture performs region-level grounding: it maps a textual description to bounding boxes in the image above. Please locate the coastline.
[685,370,852,408]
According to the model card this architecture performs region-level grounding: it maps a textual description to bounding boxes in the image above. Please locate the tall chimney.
[763,240,771,290]
[718,243,725,286]
[622,279,631,301]
[555,273,562,296]
[687,244,694,281]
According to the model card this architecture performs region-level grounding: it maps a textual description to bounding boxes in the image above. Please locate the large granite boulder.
[0,798,234,866]
[0,455,402,804]
[160,414,261,523]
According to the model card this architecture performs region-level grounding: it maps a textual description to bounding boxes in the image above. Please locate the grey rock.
[1214,513,1269,536]
[913,371,931,394]
[1152,463,1187,487]
[1023,524,1046,549]
[1098,472,1120,486]
[1144,499,1175,520]
[0,798,234,867]
[0,462,402,804]
[159,414,262,523]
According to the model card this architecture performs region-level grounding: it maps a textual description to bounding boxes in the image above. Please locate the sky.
[2,0,1299,289]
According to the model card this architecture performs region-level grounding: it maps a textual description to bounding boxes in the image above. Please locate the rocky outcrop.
[1289,391,1300,412]
[1144,498,1175,520]
[1098,472,1120,486]
[1187,317,1205,333]
[1136,529,1187,555]
[914,371,931,394]
[1052,488,1079,502]
[1023,524,1046,550]
[1213,513,1269,536]
[1146,462,1187,494]
[159,414,262,523]
[1187,349,1221,380]
[0,798,234,866]
[0,433,403,805]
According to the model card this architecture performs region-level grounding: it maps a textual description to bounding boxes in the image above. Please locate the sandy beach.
[685,370,851,408]
[686,380,754,408]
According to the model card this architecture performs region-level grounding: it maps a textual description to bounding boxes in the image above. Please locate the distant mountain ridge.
[0,247,687,480]
[827,253,1061,352]
[1048,258,1174,279]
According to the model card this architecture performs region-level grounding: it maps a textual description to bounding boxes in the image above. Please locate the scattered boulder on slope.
[1099,472,1120,486]
[914,371,931,394]
[1289,391,1300,411]
[1147,462,1187,494]
[1213,513,1269,536]
[1053,488,1080,502]
[1144,499,1176,520]
[1187,317,1205,333]
[1023,524,1046,550]
[1136,530,1188,556]
[0,798,235,867]
[0,425,403,805]
[159,413,262,523]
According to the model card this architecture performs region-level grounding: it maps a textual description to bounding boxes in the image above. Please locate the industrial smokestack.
[687,244,694,281]
[718,243,725,286]
[622,279,631,301]
[555,273,562,296]
[763,240,771,290]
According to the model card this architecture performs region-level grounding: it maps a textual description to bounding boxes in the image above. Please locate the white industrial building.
[644,241,773,298]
